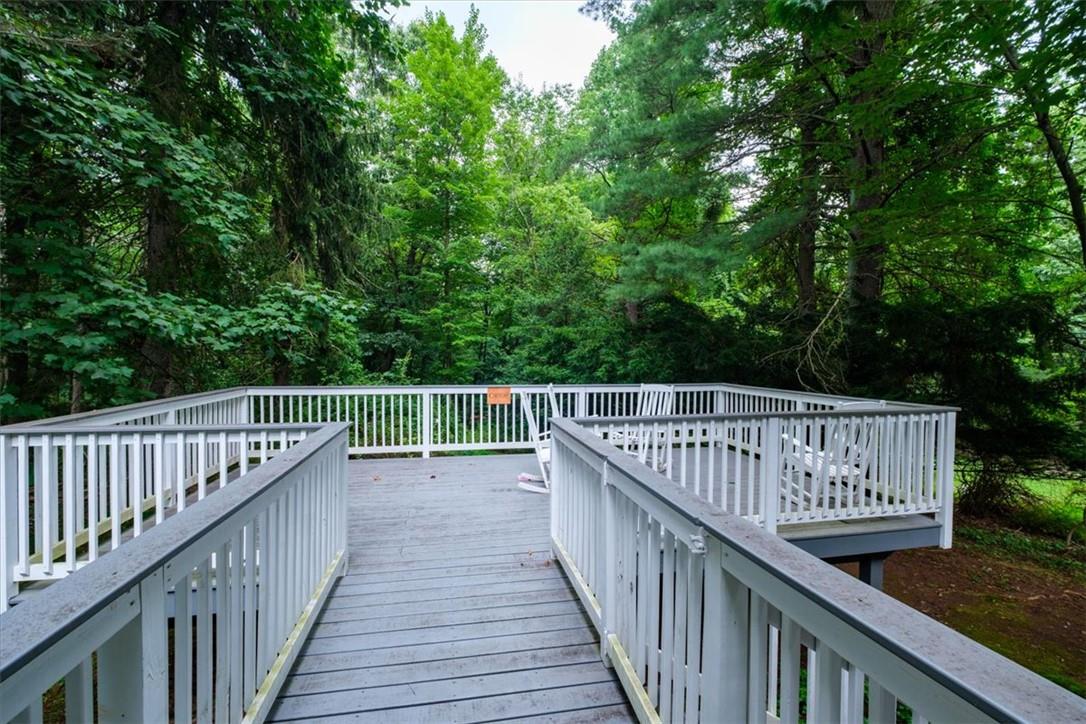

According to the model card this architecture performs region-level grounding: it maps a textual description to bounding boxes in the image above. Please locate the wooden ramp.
[269,454,634,723]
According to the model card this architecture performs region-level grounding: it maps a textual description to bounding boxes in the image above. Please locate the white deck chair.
[783,400,885,509]
[617,384,676,472]
[517,385,561,494]
[636,384,676,417]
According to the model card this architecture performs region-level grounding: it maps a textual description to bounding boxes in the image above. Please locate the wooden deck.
[268,454,634,723]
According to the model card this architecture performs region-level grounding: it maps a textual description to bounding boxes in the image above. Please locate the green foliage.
[1,0,395,418]
[367,9,506,383]
[567,0,1086,467]
[957,523,1086,577]
[2,0,1084,509]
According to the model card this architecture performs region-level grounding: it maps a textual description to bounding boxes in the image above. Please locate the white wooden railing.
[6,382,897,454]
[549,417,1085,724]
[1,424,320,607]
[1,384,955,607]
[245,384,723,455]
[4,383,1077,724]
[585,407,956,544]
[0,423,348,723]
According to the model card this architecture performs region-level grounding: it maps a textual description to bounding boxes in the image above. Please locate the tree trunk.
[846,0,894,310]
[274,357,291,386]
[70,375,84,414]
[796,36,819,316]
[139,1,190,396]
[843,0,895,388]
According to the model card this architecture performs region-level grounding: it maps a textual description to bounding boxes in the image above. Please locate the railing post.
[600,460,616,666]
[762,417,781,534]
[421,391,432,458]
[1,434,16,612]
[701,538,750,722]
[338,437,349,560]
[549,429,562,561]
[937,411,957,548]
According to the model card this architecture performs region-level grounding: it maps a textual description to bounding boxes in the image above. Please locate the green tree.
[375,10,505,382]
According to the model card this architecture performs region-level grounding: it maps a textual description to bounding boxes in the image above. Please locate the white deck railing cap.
[1,422,326,435]
[0,386,249,429]
[572,404,959,425]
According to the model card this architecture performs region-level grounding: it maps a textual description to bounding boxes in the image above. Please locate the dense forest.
[2,0,1084,484]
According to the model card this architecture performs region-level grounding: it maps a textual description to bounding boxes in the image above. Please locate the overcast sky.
[388,1,615,91]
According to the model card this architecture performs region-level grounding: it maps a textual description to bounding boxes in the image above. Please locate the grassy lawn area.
[1017,475,1086,541]
[956,468,1086,543]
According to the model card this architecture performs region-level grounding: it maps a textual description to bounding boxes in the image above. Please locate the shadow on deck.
[269,454,634,723]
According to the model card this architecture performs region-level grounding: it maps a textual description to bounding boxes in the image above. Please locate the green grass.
[957,523,1086,578]
[954,468,1085,542]
[1015,475,1085,541]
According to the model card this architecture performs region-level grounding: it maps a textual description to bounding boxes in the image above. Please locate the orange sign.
[487,386,512,405]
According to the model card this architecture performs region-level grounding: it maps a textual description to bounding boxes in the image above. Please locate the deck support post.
[936,411,957,549]
[858,554,888,590]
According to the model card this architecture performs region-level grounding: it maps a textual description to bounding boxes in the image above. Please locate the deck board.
[269,453,634,723]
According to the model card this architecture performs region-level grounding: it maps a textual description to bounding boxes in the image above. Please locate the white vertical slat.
[196,558,213,724]
[40,434,54,576]
[62,434,76,572]
[175,570,193,724]
[767,624,780,719]
[219,431,229,488]
[153,432,165,524]
[229,529,244,724]
[140,568,169,722]
[868,680,898,724]
[214,541,231,724]
[197,431,207,500]
[683,539,704,724]
[97,612,142,722]
[845,664,866,724]
[748,593,769,723]
[812,643,843,722]
[86,434,99,562]
[670,541,689,724]
[16,436,30,577]
[659,528,676,718]
[779,618,801,724]
[63,658,93,723]
[243,521,256,705]
[131,432,143,537]
[109,433,121,550]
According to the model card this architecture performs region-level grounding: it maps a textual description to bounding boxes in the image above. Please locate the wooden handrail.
[549,417,1085,723]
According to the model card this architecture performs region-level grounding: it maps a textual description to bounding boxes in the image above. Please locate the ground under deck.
[269,454,634,723]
